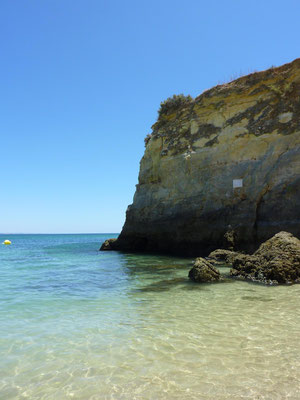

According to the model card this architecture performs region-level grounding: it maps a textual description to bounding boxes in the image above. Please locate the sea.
[1,233,300,400]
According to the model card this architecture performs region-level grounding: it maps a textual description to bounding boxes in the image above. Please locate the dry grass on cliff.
[215,64,281,87]
[217,68,259,86]
[156,62,287,120]
[147,58,300,145]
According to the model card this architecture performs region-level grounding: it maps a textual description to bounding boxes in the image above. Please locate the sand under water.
[1,234,300,399]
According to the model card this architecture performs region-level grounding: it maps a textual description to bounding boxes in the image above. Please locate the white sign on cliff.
[233,179,243,188]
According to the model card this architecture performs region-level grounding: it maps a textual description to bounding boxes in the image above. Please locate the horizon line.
[0,232,120,235]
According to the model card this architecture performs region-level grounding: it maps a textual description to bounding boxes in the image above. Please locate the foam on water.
[1,234,300,399]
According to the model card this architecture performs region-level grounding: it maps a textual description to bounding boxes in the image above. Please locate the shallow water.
[1,234,300,399]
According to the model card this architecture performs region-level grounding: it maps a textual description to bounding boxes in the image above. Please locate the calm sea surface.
[1,234,300,399]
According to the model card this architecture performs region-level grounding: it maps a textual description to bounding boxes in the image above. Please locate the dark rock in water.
[230,231,300,284]
[208,249,238,264]
[100,238,117,251]
[189,258,221,283]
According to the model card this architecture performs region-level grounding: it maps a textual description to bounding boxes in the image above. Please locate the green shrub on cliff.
[158,94,193,117]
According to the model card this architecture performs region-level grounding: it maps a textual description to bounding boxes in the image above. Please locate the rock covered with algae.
[188,258,221,283]
[230,231,300,284]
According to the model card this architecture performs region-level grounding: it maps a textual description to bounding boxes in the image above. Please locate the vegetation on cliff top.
[158,94,193,117]
[144,94,193,146]
[144,58,300,147]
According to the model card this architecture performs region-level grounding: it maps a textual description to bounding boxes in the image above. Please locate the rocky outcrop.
[100,238,117,251]
[188,258,220,283]
[208,249,239,264]
[230,231,300,284]
[106,59,300,255]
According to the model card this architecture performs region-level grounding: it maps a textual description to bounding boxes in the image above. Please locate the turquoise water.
[1,234,300,399]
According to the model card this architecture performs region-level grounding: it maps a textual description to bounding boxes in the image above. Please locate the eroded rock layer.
[115,59,300,255]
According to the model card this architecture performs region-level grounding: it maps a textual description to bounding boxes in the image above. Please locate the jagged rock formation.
[230,231,300,284]
[100,238,117,250]
[110,59,300,255]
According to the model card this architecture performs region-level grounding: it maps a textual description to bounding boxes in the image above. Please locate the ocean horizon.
[1,233,300,399]
[0,233,119,235]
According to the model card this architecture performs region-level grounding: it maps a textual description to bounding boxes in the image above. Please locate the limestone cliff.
[114,59,300,255]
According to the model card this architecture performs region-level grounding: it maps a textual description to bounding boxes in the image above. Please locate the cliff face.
[116,59,300,255]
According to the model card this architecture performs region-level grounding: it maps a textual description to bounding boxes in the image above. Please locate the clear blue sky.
[1,0,299,233]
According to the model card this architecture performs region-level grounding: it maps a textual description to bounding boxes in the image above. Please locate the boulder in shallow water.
[189,258,221,283]
[230,231,300,284]
[100,238,117,251]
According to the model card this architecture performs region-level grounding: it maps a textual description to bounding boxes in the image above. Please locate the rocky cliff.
[113,59,300,255]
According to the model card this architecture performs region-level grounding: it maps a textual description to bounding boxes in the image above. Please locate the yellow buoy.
[3,240,11,245]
